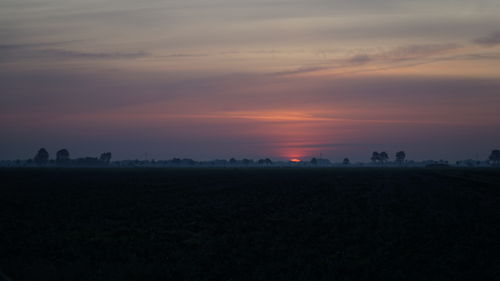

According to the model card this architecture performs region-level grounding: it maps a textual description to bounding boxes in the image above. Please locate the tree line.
[369,151,406,165]
[28,148,500,166]
[33,148,112,166]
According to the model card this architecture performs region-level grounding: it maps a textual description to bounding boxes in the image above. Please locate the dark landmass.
[0,168,499,281]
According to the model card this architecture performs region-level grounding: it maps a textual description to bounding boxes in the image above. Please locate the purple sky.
[1,0,500,161]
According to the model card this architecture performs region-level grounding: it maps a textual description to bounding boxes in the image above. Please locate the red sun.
[289,158,302,163]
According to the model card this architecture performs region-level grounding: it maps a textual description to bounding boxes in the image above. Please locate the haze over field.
[1,0,500,161]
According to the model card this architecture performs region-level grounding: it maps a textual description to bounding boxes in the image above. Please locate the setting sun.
[289,158,302,163]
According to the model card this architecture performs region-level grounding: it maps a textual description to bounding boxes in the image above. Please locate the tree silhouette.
[395,151,406,165]
[310,158,318,165]
[34,148,49,165]
[56,149,70,164]
[489,150,500,165]
[380,152,389,164]
[258,158,273,165]
[371,152,380,163]
[229,158,237,165]
[99,152,112,164]
[343,158,350,165]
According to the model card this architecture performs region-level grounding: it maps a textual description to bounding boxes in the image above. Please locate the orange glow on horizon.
[289,158,302,163]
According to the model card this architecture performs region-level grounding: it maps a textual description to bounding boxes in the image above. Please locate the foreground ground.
[0,168,499,280]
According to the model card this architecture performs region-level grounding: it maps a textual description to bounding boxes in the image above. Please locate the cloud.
[159,53,208,58]
[0,41,73,51]
[35,49,150,59]
[456,53,500,60]
[0,41,150,62]
[278,43,463,76]
[473,31,500,47]
[383,43,462,60]
[282,142,362,149]
[272,66,329,76]
[0,43,47,51]
[349,43,461,64]
[349,54,371,64]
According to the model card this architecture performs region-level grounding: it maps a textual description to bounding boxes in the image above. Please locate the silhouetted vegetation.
[379,151,389,163]
[33,148,49,165]
[99,152,112,164]
[30,149,112,167]
[74,157,104,166]
[56,149,70,164]
[489,149,500,165]
[9,148,499,168]
[395,151,406,165]
[370,151,388,164]
[342,158,350,165]
[257,158,273,165]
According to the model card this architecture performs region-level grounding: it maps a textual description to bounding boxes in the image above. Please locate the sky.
[1,0,500,162]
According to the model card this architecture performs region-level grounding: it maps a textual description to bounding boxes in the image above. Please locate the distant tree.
[342,158,350,165]
[75,157,101,166]
[489,150,500,165]
[56,149,70,164]
[310,158,318,165]
[99,152,112,164]
[34,148,49,165]
[380,152,389,164]
[395,151,406,165]
[242,159,251,165]
[258,158,272,165]
[371,152,380,163]
[182,158,196,165]
[229,158,237,165]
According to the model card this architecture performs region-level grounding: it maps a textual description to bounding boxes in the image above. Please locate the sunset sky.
[1,0,500,161]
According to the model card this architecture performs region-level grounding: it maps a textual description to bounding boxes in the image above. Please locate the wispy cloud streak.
[473,31,500,47]
[0,42,150,62]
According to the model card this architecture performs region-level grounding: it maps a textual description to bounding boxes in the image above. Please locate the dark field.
[1,168,499,281]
